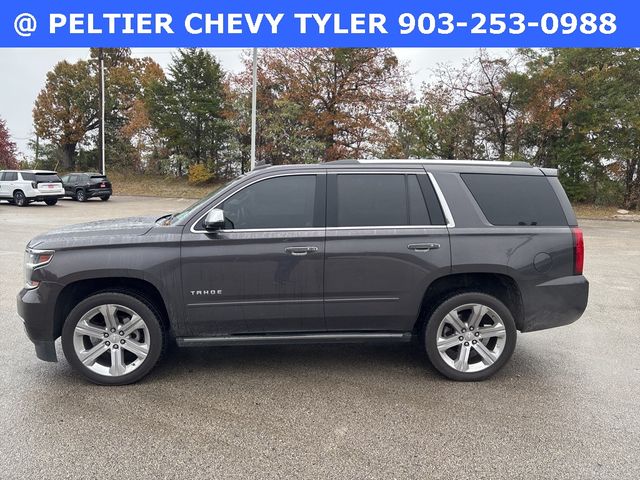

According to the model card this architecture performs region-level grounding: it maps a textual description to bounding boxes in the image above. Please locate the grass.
[572,204,639,220]
[108,171,220,199]
[107,171,639,220]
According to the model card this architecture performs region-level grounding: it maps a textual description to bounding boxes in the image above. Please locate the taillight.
[572,227,584,275]
[31,182,37,189]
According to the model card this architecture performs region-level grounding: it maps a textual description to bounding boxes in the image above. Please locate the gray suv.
[17,160,588,384]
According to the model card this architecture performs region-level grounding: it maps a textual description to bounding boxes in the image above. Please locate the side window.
[69,175,77,183]
[0,172,5,181]
[60,175,69,183]
[461,173,567,226]
[331,174,436,227]
[5,172,17,182]
[221,175,318,230]
[335,174,406,227]
[407,175,430,225]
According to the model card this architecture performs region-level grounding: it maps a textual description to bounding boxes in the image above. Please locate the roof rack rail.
[355,159,532,167]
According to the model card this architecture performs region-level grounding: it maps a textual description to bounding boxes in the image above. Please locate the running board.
[177,332,412,347]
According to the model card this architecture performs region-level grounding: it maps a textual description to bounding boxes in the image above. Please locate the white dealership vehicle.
[0,170,65,206]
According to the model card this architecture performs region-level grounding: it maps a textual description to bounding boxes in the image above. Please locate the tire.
[61,292,165,385]
[44,198,58,206]
[424,292,517,381]
[75,189,87,202]
[100,195,110,201]
[13,190,28,207]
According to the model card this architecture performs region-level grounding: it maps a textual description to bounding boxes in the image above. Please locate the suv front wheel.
[424,292,517,381]
[61,292,165,385]
[13,190,27,207]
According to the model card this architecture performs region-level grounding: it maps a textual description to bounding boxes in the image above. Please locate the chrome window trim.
[189,169,455,234]
[326,225,446,231]
[190,172,321,234]
[427,172,455,228]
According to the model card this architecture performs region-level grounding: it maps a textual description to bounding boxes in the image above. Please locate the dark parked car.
[18,160,588,385]
[60,172,112,202]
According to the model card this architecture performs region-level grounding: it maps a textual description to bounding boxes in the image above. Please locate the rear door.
[324,170,451,332]
[181,172,327,336]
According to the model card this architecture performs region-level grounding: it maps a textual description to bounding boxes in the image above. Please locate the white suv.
[0,170,64,206]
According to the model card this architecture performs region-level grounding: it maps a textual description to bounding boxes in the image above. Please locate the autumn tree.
[146,49,228,176]
[233,48,411,164]
[0,117,19,169]
[33,48,163,171]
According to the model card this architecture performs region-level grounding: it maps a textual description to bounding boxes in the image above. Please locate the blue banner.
[0,1,636,47]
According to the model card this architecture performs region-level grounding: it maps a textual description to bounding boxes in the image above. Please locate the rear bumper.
[87,188,112,198]
[16,282,62,362]
[28,194,64,201]
[521,275,589,332]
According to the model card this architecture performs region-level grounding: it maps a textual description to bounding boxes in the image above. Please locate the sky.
[0,48,506,158]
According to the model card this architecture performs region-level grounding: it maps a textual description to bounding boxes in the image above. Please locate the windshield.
[168,175,247,225]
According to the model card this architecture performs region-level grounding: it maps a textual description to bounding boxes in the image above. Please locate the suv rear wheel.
[61,292,165,385]
[424,292,517,381]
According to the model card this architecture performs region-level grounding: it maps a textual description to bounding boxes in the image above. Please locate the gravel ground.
[0,196,639,479]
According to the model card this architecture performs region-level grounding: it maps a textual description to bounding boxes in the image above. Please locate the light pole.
[250,47,258,171]
[98,49,106,175]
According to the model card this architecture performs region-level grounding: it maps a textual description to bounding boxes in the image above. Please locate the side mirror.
[203,208,225,231]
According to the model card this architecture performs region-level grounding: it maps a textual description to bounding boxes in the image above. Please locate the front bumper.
[17,282,63,362]
[521,275,589,332]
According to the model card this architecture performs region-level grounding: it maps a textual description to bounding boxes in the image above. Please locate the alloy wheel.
[72,303,150,377]
[436,303,507,373]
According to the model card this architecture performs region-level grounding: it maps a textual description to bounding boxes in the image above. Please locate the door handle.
[285,246,319,256]
[408,243,440,252]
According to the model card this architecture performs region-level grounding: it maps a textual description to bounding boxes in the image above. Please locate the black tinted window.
[461,174,567,226]
[333,174,432,227]
[408,175,431,225]
[4,172,17,181]
[22,173,61,183]
[221,175,317,229]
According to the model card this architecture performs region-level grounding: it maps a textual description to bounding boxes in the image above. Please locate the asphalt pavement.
[0,196,638,479]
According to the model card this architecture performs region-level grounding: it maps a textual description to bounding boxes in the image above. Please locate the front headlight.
[24,248,54,289]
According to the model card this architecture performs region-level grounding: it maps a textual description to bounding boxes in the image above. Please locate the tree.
[0,117,19,169]
[146,49,228,177]
[33,48,163,171]
[33,59,97,169]
[233,48,412,164]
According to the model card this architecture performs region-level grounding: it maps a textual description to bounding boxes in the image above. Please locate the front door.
[181,173,326,336]
[324,171,451,332]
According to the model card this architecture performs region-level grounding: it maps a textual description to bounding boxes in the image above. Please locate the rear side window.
[4,172,17,181]
[330,174,439,227]
[461,173,567,226]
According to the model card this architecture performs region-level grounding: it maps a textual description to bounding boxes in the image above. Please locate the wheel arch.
[54,277,171,340]
[415,272,524,333]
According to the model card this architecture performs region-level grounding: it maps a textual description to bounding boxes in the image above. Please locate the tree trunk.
[61,143,77,170]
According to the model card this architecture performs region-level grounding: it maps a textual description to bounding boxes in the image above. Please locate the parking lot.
[0,196,639,479]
